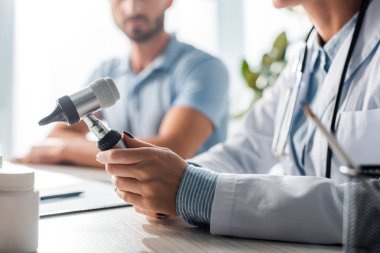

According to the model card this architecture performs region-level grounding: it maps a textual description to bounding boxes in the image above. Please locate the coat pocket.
[337,108,380,164]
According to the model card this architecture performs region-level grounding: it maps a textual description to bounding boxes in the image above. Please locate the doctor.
[97,0,380,244]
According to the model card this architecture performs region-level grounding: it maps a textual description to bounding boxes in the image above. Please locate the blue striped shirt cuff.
[176,164,219,227]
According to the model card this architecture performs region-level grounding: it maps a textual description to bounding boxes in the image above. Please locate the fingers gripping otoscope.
[39,78,126,151]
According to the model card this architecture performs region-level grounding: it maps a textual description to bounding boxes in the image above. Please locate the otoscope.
[38,78,126,151]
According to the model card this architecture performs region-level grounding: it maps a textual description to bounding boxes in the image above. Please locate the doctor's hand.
[97,132,188,216]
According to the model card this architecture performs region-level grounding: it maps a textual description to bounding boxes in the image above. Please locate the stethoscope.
[272,0,370,178]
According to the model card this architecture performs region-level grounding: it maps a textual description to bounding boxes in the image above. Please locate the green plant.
[236,31,289,118]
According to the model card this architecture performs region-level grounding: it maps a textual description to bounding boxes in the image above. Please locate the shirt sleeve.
[176,164,219,228]
[172,57,229,129]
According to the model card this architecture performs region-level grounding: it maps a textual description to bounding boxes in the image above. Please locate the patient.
[16,0,229,167]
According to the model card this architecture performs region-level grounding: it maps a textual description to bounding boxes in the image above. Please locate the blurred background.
[0,0,310,158]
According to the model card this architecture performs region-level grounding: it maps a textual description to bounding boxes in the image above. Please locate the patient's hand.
[13,137,101,168]
[13,138,68,164]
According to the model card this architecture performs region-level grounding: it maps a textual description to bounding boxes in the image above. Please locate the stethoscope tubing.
[325,0,370,178]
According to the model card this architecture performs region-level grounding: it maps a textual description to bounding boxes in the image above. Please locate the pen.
[40,191,84,201]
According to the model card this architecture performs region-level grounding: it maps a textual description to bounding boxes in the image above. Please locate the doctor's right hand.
[98,132,188,217]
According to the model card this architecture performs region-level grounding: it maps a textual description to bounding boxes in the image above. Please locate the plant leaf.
[272,32,288,60]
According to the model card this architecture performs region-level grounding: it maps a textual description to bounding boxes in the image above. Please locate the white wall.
[0,0,15,158]
[235,1,310,112]
[244,1,310,65]
[167,0,218,54]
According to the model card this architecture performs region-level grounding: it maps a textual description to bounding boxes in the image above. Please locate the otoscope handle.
[97,130,127,151]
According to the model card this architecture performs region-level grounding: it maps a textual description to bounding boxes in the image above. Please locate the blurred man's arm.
[144,56,229,159]
[141,107,213,159]
[48,120,89,138]
[49,121,102,167]
[15,120,103,168]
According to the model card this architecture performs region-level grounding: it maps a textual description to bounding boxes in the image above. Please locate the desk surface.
[38,207,341,253]
[31,164,342,253]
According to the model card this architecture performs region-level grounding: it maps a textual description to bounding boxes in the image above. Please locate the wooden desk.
[38,207,341,253]
[32,165,342,253]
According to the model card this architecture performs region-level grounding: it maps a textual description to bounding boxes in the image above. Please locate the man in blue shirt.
[17,0,229,167]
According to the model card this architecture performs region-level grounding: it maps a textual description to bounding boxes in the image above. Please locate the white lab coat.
[193,0,380,244]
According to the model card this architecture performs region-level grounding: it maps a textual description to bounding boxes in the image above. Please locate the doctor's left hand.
[96,132,188,216]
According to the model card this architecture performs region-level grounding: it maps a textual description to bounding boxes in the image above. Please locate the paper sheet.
[2,162,130,216]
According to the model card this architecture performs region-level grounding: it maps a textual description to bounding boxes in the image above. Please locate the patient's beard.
[127,14,165,43]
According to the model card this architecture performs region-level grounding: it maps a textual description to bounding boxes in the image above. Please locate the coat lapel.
[312,0,380,175]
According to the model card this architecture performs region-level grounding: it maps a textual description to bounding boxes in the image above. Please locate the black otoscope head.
[38,95,80,126]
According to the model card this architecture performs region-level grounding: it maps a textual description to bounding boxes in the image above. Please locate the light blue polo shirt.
[88,35,229,154]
